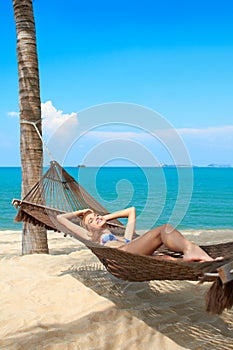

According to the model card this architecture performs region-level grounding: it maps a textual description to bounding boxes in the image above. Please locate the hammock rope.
[20,119,55,162]
[12,160,233,314]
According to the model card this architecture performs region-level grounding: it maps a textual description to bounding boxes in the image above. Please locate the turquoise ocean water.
[0,167,232,232]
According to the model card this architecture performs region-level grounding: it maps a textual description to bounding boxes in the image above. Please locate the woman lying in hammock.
[57,207,222,262]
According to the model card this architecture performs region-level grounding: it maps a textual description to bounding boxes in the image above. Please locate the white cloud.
[6,101,233,165]
[177,125,233,138]
[176,125,233,165]
[85,125,233,142]
[79,125,233,166]
[6,101,78,137]
[177,125,233,151]
[7,111,19,117]
[84,130,148,140]
[41,100,78,136]
[77,125,233,153]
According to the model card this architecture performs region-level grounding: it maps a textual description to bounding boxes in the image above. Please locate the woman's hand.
[104,207,136,221]
[57,208,93,221]
[80,208,93,216]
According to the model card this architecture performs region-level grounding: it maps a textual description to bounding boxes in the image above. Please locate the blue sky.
[0,0,233,166]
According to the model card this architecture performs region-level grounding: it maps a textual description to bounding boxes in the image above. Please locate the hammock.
[12,161,233,314]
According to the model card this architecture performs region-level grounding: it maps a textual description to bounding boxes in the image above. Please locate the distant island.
[160,164,193,168]
[160,163,232,168]
[74,163,232,168]
[207,164,232,168]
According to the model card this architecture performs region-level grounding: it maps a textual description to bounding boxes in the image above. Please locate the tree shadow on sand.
[60,263,233,350]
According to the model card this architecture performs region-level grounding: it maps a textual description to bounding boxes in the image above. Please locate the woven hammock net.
[14,161,125,234]
[12,161,233,314]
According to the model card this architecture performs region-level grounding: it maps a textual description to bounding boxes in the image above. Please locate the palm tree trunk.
[13,0,48,254]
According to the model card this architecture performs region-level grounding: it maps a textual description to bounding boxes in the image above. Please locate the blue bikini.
[101,233,131,245]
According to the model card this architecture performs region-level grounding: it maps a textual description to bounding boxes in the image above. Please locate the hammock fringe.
[205,278,233,314]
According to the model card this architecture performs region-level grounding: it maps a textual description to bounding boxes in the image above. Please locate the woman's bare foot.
[183,243,223,262]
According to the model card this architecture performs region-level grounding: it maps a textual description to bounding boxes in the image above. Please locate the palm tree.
[13,0,48,254]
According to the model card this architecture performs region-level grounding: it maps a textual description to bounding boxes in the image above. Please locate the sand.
[0,230,233,350]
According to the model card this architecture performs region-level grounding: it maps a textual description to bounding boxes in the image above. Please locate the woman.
[57,207,220,262]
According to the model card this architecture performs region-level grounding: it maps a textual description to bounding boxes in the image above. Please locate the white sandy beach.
[0,229,233,350]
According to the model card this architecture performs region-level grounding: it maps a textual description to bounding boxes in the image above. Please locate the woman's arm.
[58,208,93,220]
[57,209,92,240]
[104,207,136,240]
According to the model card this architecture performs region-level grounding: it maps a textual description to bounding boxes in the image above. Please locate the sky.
[0,0,233,166]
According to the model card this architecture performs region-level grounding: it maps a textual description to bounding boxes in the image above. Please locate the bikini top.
[101,232,130,245]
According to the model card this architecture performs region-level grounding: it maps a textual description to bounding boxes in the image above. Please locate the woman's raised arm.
[57,209,92,240]
[103,207,136,240]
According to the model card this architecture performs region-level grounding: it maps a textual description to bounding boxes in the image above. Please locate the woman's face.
[84,212,106,229]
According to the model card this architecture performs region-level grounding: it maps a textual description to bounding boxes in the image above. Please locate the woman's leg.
[119,224,217,262]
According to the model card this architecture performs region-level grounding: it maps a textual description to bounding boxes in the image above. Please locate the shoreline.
[2,228,233,233]
[2,228,233,250]
[2,228,233,254]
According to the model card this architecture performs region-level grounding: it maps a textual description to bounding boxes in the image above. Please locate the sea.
[1,166,233,235]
